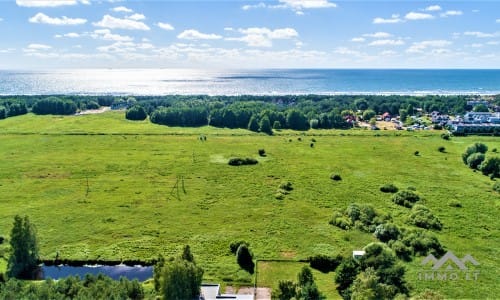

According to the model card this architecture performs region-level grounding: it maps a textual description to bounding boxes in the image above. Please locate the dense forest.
[1,94,499,132]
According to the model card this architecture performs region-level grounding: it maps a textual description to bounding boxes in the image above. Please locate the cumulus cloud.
[373,15,403,24]
[17,0,87,7]
[93,15,150,30]
[363,32,392,38]
[97,41,154,53]
[351,37,365,42]
[157,22,174,31]
[112,6,133,13]
[177,29,222,40]
[24,43,52,53]
[242,0,336,14]
[127,13,145,21]
[368,39,405,46]
[29,13,87,25]
[406,40,451,53]
[226,27,299,47]
[90,29,133,42]
[441,10,463,17]
[464,31,497,38]
[424,5,441,11]
[54,32,80,38]
[405,12,434,20]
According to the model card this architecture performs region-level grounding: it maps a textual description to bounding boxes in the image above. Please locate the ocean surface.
[0,69,499,96]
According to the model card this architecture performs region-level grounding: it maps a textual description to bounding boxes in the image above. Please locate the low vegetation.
[0,111,498,298]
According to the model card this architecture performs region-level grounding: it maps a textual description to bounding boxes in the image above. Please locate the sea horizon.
[1,68,499,96]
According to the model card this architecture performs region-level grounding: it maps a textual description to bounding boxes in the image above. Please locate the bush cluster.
[407,205,443,230]
[32,97,77,115]
[462,143,499,178]
[330,203,389,232]
[228,157,258,166]
[308,254,343,273]
[330,174,342,181]
[380,183,398,193]
[125,105,147,121]
[391,190,420,208]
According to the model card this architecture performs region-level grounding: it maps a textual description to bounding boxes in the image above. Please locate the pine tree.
[7,215,39,279]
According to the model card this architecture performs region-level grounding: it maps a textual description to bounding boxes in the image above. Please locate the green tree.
[259,116,273,135]
[354,98,368,111]
[236,243,254,274]
[125,105,147,121]
[286,110,309,130]
[247,115,259,132]
[275,280,297,300]
[7,215,39,279]
[273,120,282,130]
[473,104,489,112]
[335,257,360,299]
[362,109,376,121]
[160,258,203,299]
[182,245,194,263]
[479,156,500,178]
[350,268,395,300]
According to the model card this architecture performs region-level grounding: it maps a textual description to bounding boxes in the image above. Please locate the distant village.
[371,99,500,135]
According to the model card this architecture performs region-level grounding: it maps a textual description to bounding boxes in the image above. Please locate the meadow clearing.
[0,111,498,298]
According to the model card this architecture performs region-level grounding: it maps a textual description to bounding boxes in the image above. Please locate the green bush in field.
[407,205,443,230]
[448,200,462,208]
[373,223,401,242]
[125,105,147,121]
[228,157,258,166]
[399,229,445,256]
[467,152,485,170]
[309,254,343,273]
[331,203,388,233]
[462,142,488,164]
[479,156,500,178]
[380,183,398,193]
[493,182,500,193]
[236,243,254,274]
[388,240,412,261]
[391,190,420,208]
[229,240,249,254]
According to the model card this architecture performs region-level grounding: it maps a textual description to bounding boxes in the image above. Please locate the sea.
[0,69,499,96]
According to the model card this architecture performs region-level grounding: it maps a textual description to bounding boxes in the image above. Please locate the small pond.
[40,264,153,281]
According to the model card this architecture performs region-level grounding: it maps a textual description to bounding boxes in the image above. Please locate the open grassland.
[0,111,498,298]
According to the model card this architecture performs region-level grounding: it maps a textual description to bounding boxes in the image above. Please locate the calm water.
[0,69,499,95]
[40,264,153,281]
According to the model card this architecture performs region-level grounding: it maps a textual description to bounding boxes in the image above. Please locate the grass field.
[0,111,498,298]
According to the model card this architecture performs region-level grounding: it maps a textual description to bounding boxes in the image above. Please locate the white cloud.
[406,40,452,53]
[97,41,154,53]
[405,12,434,20]
[224,27,234,32]
[127,13,145,21]
[279,0,336,10]
[0,18,3,22]
[486,41,499,45]
[93,15,150,30]
[242,0,336,14]
[334,47,363,56]
[373,16,403,24]
[25,44,52,51]
[157,22,174,31]
[29,13,87,25]
[242,2,266,10]
[368,39,405,46]
[424,5,441,11]
[440,10,463,17]
[90,29,133,42]
[226,27,299,47]
[380,50,397,56]
[112,6,133,13]
[363,32,392,38]
[351,37,365,42]
[16,0,87,7]
[177,29,222,40]
[470,43,483,48]
[55,32,80,38]
[464,31,496,38]
[496,19,500,23]
[0,48,16,53]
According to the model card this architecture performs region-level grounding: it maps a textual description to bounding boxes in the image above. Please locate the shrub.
[125,105,147,121]
[346,204,361,223]
[440,133,450,140]
[236,244,254,274]
[462,143,488,164]
[373,223,400,242]
[258,149,266,157]
[407,205,443,230]
[493,182,500,193]
[392,190,420,208]
[479,156,500,178]
[388,240,412,261]
[329,214,351,230]
[274,280,297,300]
[380,183,398,193]
[0,106,6,119]
[400,229,445,256]
[330,174,342,181]
[414,151,420,156]
[448,200,462,208]
[228,157,258,166]
[466,152,485,170]
[279,181,293,192]
[309,254,343,273]
[438,146,446,153]
[230,240,249,254]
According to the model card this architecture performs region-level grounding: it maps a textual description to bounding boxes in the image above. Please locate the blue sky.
[0,0,499,69]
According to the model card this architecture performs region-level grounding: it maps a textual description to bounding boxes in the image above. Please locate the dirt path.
[76,107,111,115]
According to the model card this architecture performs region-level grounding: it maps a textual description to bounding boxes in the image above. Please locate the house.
[200,284,254,300]
[382,112,391,121]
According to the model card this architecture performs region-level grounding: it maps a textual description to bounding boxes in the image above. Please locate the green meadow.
[0,111,498,298]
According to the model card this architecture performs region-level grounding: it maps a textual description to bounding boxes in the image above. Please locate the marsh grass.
[0,112,498,298]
